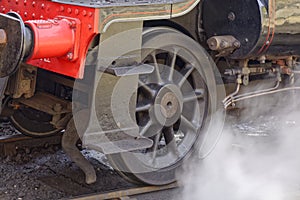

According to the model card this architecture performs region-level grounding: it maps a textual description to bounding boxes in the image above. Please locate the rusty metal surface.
[6,64,37,99]
[15,92,71,116]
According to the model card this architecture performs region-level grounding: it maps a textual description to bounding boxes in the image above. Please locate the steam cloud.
[178,82,300,200]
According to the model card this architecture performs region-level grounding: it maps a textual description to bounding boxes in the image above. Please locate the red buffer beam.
[0,0,100,78]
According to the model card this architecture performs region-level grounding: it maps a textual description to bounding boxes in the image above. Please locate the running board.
[104,64,154,77]
[83,131,153,154]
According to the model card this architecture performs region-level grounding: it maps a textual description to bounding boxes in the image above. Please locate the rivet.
[75,9,79,15]
[24,0,26,5]
[67,52,73,60]
[40,15,43,19]
[60,6,64,12]
[32,1,35,6]
[82,10,87,16]
[88,24,92,30]
[2,8,5,12]
[15,0,19,4]
[24,12,27,17]
[41,3,44,9]
[67,8,72,13]
[88,12,93,17]
[32,13,35,18]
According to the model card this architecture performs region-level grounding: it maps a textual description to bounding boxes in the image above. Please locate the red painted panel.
[0,0,100,78]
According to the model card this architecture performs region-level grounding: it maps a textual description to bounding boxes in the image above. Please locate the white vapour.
[179,85,300,200]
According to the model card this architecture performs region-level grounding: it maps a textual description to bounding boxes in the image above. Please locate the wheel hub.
[160,92,179,118]
[153,84,183,127]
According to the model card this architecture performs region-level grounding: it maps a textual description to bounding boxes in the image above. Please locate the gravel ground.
[0,119,20,136]
[0,144,134,200]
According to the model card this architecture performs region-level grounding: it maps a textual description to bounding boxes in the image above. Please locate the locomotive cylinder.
[25,19,75,60]
[202,0,300,59]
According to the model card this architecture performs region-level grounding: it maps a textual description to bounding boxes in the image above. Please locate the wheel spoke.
[138,80,155,97]
[183,89,205,103]
[151,52,163,84]
[151,132,162,162]
[177,65,194,88]
[163,126,179,157]
[136,103,151,112]
[180,115,198,132]
[168,51,178,82]
[139,120,153,136]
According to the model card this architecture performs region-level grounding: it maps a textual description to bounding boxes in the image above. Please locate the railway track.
[0,133,62,157]
[0,132,179,200]
[71,182,179,200]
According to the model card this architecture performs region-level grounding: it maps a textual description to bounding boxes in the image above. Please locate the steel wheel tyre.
[108,27,219,185]
[10,107,62,137]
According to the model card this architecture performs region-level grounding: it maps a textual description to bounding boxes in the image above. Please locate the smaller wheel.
[10,106,62,137]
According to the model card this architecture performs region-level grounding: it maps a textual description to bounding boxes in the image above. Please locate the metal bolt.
[233,41,240,48]
[60,6,64,11]
[67,8,72,13]
[75,9,79,15]
[41,3,45,9]
[228,12,236,21]
[82,10,87,16]
[67,52,73,60]
[32,1,35,6]
[220,40,227,48]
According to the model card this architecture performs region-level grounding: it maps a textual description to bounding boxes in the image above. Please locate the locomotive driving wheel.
[108,27,218,185]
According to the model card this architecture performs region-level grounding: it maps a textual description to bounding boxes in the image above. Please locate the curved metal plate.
[0,13,24,77]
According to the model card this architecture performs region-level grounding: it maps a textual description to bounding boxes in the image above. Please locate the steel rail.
[71,182,179,200]
[0,133,62,157]
[0,134,30,143]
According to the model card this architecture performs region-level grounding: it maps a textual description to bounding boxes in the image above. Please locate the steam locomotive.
[0,0,298,185]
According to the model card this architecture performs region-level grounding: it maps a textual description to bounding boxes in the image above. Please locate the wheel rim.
[10,107,62,137]
[108,27,218,185]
